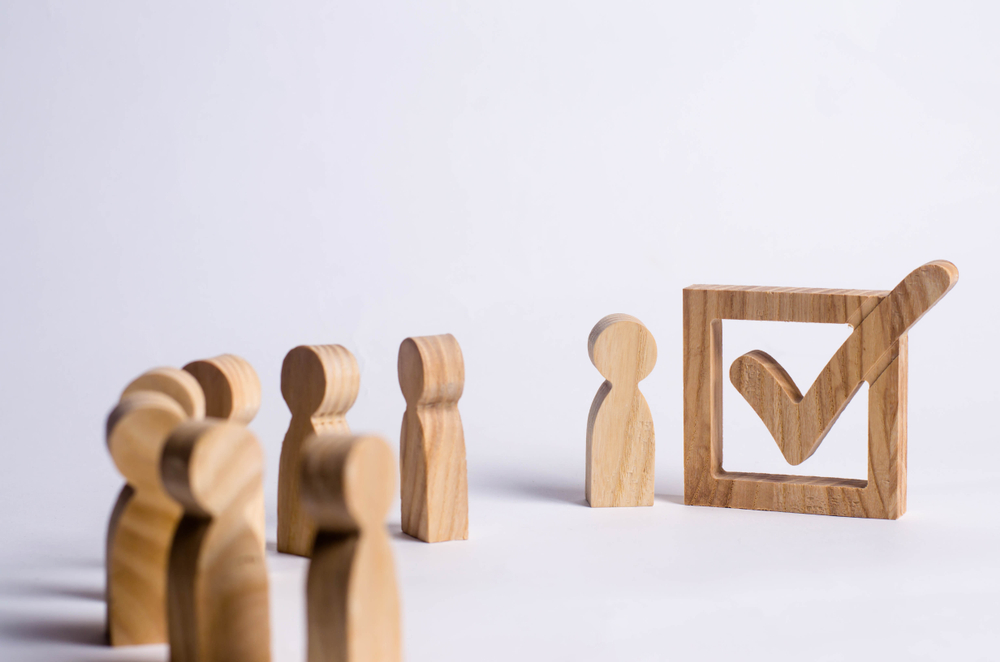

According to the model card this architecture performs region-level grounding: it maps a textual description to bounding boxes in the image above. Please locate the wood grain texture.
[183,354,261,424]
[585,314,657,507]
[106,368,206,646]
[278,344,360,557]
[730,261,958,465]
[398,334,468,543]
[183,354,265,549]
[121,368,206,419]
[683,260,956,519]
[302,434,400,662]
[162,420,271,662]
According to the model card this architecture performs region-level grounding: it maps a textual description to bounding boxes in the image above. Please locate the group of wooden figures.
[106,335,467,662]
[104,260,958,661]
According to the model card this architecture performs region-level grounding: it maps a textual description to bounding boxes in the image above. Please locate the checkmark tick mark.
[730,260,959,466]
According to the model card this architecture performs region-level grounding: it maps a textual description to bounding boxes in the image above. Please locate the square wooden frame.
[682,285,908,519]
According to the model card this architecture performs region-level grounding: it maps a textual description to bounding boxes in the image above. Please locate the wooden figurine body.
[183,354,266,548]
[106,368,205,646]
[398,334,469,542]
[162,420,271,662]
[301,434,400,662]
[586,314,657,507]
[278,344,360,557]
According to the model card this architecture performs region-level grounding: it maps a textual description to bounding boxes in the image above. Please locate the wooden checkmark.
[729,260,959,466]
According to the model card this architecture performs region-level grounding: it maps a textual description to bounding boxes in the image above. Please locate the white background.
[1,2,997,660]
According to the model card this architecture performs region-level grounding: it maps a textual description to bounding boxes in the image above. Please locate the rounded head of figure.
[107,391,189,492]
[160,420,264,518]
[281,345,360,419]
[121,367,206,419]
[183,354,261,425]
[300,434,396,533]
[588,314,657,384]
[397,334,464,407]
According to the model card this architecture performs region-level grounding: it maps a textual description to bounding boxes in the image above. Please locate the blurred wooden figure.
[278,344,360,557]
[183,354,266,548]
[121,367,206,420]
[302,433,401,662]
[398,334,469,542]
[162,420,271,662]
[586,314,657,507]
[106,368,205,646]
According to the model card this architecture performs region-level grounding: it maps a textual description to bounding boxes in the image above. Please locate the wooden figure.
[183,354,266,548]
[586,314,657,507]
[121,367,206,419]
[301,433,401,662]
[183,354,261,424]
[683,260,959,519]
[278,344,360,557]
[162,419,271,662]
[106,368,205,646]
[398,334,468,542]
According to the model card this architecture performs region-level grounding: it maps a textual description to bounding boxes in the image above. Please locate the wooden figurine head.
[588,314,657,386]
[398,334,464,407]
[183,354,261,424]
[161,420,265,519]
[301,434,396,533]
[108,391,189,494]
[121,367,206,419]
[282,345,360,420]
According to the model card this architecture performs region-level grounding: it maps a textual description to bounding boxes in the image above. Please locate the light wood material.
[398,334,469,542]
[162,420,271,662]
[183,354,265,548]
[683,260,958,519]
[585,314,657,507]
[183,354,261,424]
[106,368,206,646]
[121,367,206,419]
[302,434,401,662]
[730,261,957,466]
[278,344,360,557]
[106,392,187,647]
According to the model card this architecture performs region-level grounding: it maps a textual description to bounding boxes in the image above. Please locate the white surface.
[1,2,998,660]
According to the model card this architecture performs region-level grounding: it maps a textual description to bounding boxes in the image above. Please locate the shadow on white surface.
[0,612,106,647]
[2,577,104,603]
[0,555,169,660]
[474,471,587,506]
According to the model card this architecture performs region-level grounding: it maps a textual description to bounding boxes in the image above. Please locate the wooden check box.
[682,262,958,519]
